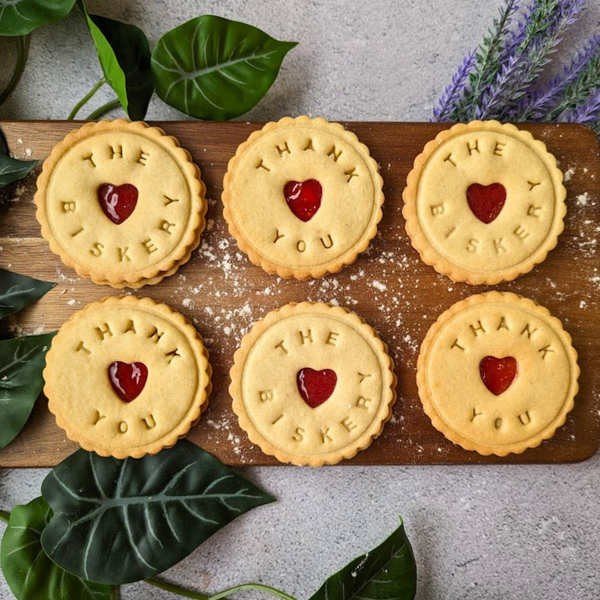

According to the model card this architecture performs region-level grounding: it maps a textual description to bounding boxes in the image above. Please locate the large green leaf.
[0,154,37,192]
[1,497,113,600]
[0,268,55,321]
[0,332,56,451]
[309,519,417,600]
[78,0,154,120]
[41,440,275,585]
[152,15,297,121]
[0,0,76,36]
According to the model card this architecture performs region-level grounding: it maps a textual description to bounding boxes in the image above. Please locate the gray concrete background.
[1,1,600,598]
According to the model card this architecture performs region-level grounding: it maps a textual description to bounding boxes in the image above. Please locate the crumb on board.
[576,192,590,207]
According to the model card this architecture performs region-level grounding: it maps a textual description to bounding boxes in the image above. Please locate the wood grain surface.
[0,120,599,467]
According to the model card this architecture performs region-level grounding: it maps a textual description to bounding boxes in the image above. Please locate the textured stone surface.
[1,1,600,599]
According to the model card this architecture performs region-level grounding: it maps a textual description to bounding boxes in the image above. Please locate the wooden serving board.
[0,121,599,468]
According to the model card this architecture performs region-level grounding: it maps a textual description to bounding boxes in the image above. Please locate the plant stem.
[145,579,300,600]
[68,78,106,120]
[0,36,30,107]
[0,510,10,524]
[85,99,121,121]
[210,583,300,600]
[145,578,209,600]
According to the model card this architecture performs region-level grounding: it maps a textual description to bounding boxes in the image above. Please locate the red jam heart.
[98,183,139,224]
[467,183,506,224]
[284,179,323,222]
[479,356,518,396]
[297,368,337,408]
[109,361,148,402]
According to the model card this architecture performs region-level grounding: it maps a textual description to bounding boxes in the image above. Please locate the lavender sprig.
[499,0,538,62]
[448,0,520,121]
[560,86,600,122]
[478,0,585,120]
[547,36,600,120]
[519,33,600,120]
[433,50,477,121]
[432,0,600,129]
[473,53,523,119]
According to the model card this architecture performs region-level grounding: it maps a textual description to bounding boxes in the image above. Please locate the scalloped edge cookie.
[44,295,213,459]
[222,116,385,280]
[35,120,207,288]
[403,121,567,285]
[230,301,397,466]
[417,291,579,456]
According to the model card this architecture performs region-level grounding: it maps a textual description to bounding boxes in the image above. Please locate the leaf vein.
[122,505,155,570]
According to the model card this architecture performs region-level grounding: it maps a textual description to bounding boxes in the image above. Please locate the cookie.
[230,302,396,466]
[403,121,566,284]
[44,296,212,458]
[417,292,579,456]
[223,116,384,279]
[35,120,207,288]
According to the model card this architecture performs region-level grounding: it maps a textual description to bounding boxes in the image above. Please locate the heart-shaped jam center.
[98,183,139,224]
[109,361,148,402]
[479,356,518,396]
[284,179,323,222]
[467,183,506,224]
[297,367,337,408]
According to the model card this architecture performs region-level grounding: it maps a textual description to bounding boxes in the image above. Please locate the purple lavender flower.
[433,50,477,122]
[519,34,600,121]
[432,0,600,124]
[432,0,520,121]
[561,86,600,122]
[499,0,538,61]
[477,53,524,119]
[478,0,586,120]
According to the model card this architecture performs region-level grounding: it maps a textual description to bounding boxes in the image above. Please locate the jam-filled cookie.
[44,296,212,458]
[417,292,579,456]
[403,121,566,284]
[230,302,396,466]
[35,120,207,288]
[223,116,384,279]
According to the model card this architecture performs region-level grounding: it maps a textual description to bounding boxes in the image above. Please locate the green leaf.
[41,440,275,585]
[0,154,37,192]
[1,497,113,600]
[309,518,417,600]
[0,268,55,321]
[78,0,154,120]
[0,0,77,36]
[152,15,297,121]
[0,332,56,451]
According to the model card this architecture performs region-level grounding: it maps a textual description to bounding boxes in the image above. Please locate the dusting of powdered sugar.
[3,130,599,463]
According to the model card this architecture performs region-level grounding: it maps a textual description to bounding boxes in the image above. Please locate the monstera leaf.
[0,497,113,600]
[152,15,297,120]
[0,332,56,451]
[0,268,55,321]
[0,269,55,451]
[41,440,275,585]
[0,0,77,36]
[0,153,37,192]
[309,518,417,600]
[0,126,37,190]
[78,0,154,120]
